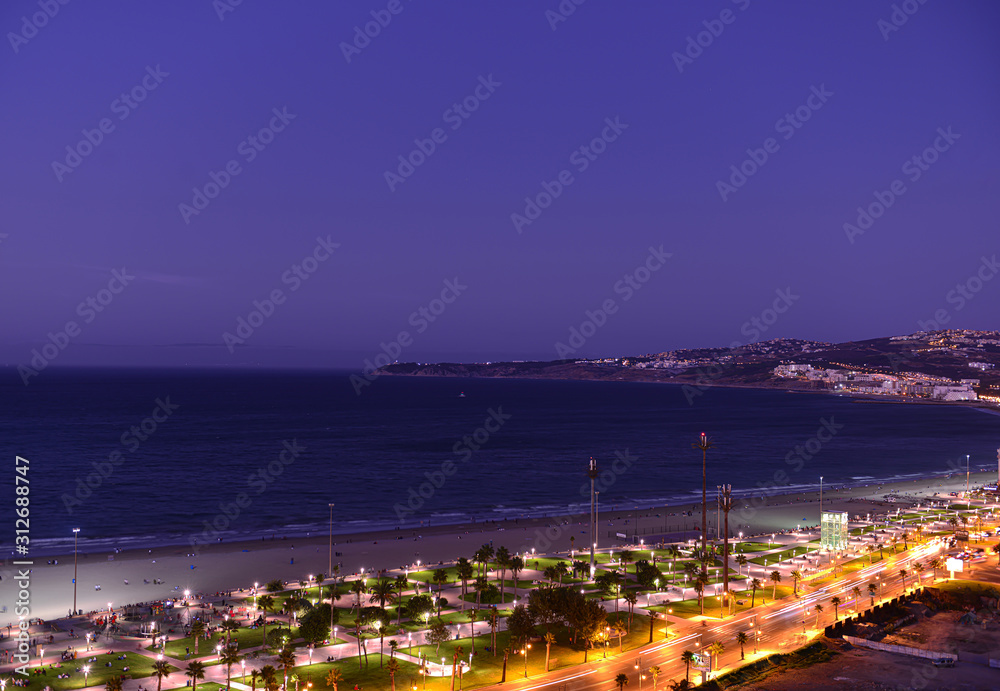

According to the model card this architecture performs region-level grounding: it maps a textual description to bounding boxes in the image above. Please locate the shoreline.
[13,471,997,623]
[379,370,1000,411]
[20,464,996,560]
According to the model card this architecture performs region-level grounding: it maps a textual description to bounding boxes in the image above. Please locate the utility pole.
[72,528,80,615]
[693,433,712,577]
[718,486,733,613]
[589,458,598,577]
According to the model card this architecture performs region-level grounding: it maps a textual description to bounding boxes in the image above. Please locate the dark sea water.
[2,368,998,556]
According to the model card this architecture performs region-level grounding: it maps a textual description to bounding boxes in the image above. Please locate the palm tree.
[648,665,661,691]
[735,553,748,578]
[467,608,479,653]
[749,578,762,608]
[719,484,735,610]
[185,661,206,691]
[495,547,511,601]
[851,586,862,611]
[387,658,400,691]
[619,549,634,576]
[152,659,171,691]
[613,620,627,652]
[830,596,841,620]
[250,669,260,691]
[450,645,464,691]
[623,590,638,628]
[257,594,274,647]
[554,560,569,584]
[693,573,707,616]
[665,544,681,575]
[615,672,630,691]
[473,576,490,609]
[259,665,279,691]
[913,562,925,585]
[769,571,781,600]
[475,544,495,578]
[370,578,396,610]
[735,631,748,660]
[543,565,559,586]
[928,558,941,582]
[899,568,908,591]
[790,570,802,597]
[325,668,343,691]
[276,646,297,691]
[189,619,206,655]
[708,641,725,671]
[221,618,240,647]
[350,580,366,613]
[432,569,450,598]
[455,557,474,604]
[105,677,123,691]
[220,645,241,691]
[813,603,823,629]
[680,650,696,682]
[510,556,526,602]
[543,632,556,672]
[867,582,877,607]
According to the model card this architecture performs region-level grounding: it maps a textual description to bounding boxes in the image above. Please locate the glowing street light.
[83,665,91,686]
[522,644,531,677]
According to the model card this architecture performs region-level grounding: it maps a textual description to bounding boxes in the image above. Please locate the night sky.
[2,1,998,370]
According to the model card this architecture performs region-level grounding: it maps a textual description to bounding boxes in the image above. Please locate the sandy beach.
[9,471,996,624]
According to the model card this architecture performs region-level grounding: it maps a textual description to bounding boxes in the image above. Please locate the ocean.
[3,368,998,556]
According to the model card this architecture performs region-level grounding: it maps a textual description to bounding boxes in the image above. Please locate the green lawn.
[748,546,816,566]
[149,624,274,658]
[402,612,656,689]
[21,652,172,691]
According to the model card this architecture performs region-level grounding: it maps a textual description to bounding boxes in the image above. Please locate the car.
[932,658,955,667]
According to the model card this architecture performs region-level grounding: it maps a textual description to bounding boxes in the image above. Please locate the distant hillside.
[376,330,1000,400]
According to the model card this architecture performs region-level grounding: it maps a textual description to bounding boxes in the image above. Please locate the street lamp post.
[967,454,971,498]
[72,528,80,615]
[328,503,335,575]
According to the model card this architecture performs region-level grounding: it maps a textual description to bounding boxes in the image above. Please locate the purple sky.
[2,1,998,370]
